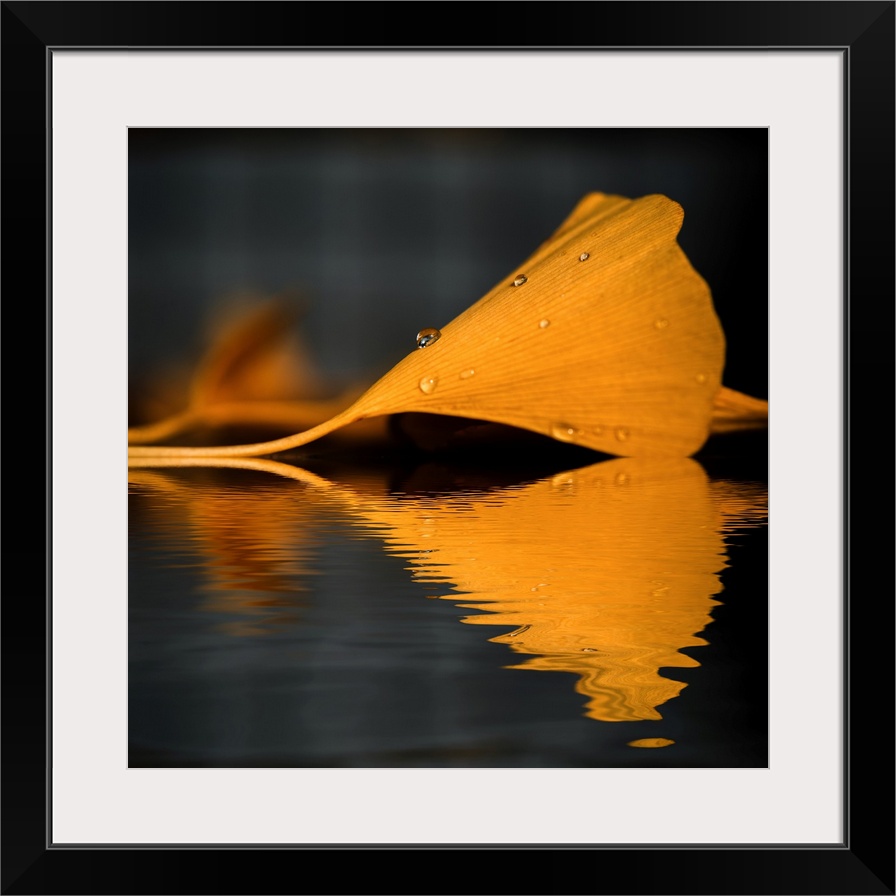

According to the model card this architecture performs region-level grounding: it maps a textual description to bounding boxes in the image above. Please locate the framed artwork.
[5,2,893,894]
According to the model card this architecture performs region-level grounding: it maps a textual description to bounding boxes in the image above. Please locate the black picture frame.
[3,2,893,894]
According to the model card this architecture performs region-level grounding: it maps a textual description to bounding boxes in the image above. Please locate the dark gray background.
[129,128,768,404]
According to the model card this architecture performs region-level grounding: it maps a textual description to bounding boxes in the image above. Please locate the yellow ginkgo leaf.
[127,295,371,445]
[129,193,765,460]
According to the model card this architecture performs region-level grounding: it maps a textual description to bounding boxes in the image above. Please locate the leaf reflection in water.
[129,455,767,723]
[129,466,332,638]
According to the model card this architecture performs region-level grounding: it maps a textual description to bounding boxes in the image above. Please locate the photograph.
[127,127,770,770]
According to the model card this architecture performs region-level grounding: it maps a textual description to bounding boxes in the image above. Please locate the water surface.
[129,441,768,768]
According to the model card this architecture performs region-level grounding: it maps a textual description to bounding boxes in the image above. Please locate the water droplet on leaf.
[551,423,580,443]
[418,376,439,394]
[416,328,441,349]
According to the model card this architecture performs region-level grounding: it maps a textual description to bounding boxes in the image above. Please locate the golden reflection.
[129,456,767,721]
[330,458,764,722]
[129,466,328,637]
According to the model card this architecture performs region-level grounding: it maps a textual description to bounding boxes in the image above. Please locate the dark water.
[129,434,768,769]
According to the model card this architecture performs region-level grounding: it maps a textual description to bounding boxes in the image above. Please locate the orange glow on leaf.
[129,193,766,460]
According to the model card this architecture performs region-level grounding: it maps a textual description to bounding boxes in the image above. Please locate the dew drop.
[512,274,528,287]
[551,423,581,443]
[695,372,708,384]
[459,368,476,380]
[418,375,439,394]
[654,317,669,330]
[615,472,630,486]
[538,319,551,329]
[416,327,441,349]
[614,427,630,442]
[579,252,590,262]
[581,647,598,653]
